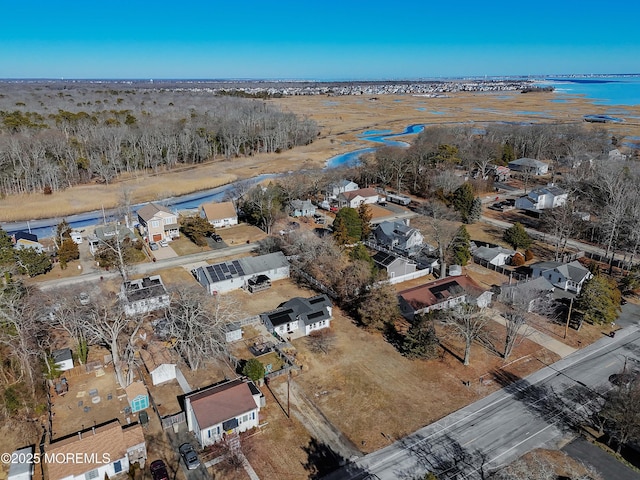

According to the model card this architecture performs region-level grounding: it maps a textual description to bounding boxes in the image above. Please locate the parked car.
[179,443,200,470]
[211,233,223,242]
[78,292,90,306]
[149,242,159,251]
[159,239,168,247]
[150,459,169,480]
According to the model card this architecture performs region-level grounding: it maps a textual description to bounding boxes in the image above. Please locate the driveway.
[562,437,640,480]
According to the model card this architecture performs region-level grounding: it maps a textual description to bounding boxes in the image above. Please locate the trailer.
[386,193,411,206]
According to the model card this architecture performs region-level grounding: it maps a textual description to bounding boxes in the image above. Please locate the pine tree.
[577,274,621,325]
[468,197,482,224]
[403,315,439,359]
[357,203,372,239]
[452,183,475,223]
[58,238,80,269]
[503,222,532,250]
[333,207,362,244]
[450,226,471,266]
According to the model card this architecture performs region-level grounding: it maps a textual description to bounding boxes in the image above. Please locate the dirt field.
[3,91,639,222]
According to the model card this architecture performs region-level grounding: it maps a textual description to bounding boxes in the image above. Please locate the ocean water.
[539,76,640,106]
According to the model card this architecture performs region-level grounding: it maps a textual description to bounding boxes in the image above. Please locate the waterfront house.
[12,231,44,253]
[88,223,137,255]
[337,187,381,208]
[200,201,238,228]
[328,179,359,198]
[137,203,179,243]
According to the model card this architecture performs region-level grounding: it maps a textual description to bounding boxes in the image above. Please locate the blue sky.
[1,0,638,80]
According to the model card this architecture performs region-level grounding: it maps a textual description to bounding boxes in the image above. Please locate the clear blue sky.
[1,0,638,80]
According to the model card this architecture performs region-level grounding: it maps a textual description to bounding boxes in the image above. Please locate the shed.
[224,322,243,343]
[52,348,74,372]
[140,343,176,386]
[125,381,149,413]
[8,446,34,480]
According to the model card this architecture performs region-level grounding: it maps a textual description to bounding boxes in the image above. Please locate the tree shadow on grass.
[303,437,368,479]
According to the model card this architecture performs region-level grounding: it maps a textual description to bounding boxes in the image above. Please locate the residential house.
[125,381,149,413]
[185,379,263,447]
[8,446,33,480]
[119,275,170,316]
[88,223,137,256]
[372,251,417,279]
[289,199,316,217]
[472,245,516,267]
[262,294,333,337]
[398,275,493,321]
[328,179,359,198]
[194,252,290,295]
[337,187,381,208]
[52,348,74,372]
[140,342,176,386]
[12,232,44,253]
[223,322,243,343]
[530,260,592,294]
[373,220,424,255]
[500,276,555,312]
[608,148,627,161]
[508,158,549,175]
[200,201,238,228]
[45,420,146,480]
[515,185,568,212]
[136,203,179,243]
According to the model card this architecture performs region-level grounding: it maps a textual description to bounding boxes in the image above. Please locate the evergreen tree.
[501,141,515,164]
[242,358,265,382]
[57,238,79,269]
[349,244,373,269]
[452,183,475,223]
[468,197,482,224]
[180,216,215,246]
[450,226,471,266]
[577,274,621,325]
[333,207,362,244]
[357,203,373,239]
[503,222,532,250]
[15,248,52,277]
[403,314,439,359]
[0,227,15,267]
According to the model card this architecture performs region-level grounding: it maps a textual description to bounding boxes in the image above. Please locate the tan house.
[201,201,238,228]
[45,420,146,480]
[136,203,179,243]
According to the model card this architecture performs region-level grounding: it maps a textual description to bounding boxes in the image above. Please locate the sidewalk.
[491,314,577,358]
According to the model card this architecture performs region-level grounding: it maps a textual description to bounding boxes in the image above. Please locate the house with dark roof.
[193,252,289,295]
[185,379,263,447]
[52,348,74,372]
[200,201,238,228]
[500,276,555,312]
[515,185,568,212]
[45,419,146,480]
[136,203,179,243]
[12,231,44,253]
[119,275,170,316]
[530,260,592,294]
[289,199,316,217]
[328,179,359,198]
[373,220,424,255]
[372,251,417,279]
[398,275,493,321]
[508,157,549,175]
[472,245,516,267]
[261,294,333,337]
[88,223,137,255]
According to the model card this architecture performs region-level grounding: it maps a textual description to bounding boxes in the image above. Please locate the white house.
[508,158,549,176]
[140,342,176,386]
[472,245,516,267]
[185,379,263,447]
[119,275,170,316]
[88,224,137,256]
[45,420,146,480]
[201,201,238,228]
[8,446,33,480]
[373,220,424,255]
[530,260,592,294]
[398,275,493,321]
[261,294,333,337]
[338,187,381,208]
[52,348,74,372]
[500,276,555,312]
[12,232,44,254]
[289,199,316,217]
[328,179,359,198]
[194,252,290,295]
[515,185,568,212]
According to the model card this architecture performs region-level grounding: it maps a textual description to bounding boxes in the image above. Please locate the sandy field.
[2,91,639,222]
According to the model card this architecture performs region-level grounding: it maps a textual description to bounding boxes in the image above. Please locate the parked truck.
[386,192,411,205]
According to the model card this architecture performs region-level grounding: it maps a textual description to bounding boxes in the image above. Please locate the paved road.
[562,438,640,480]
[36,242,255,290]
[325,323,640,480]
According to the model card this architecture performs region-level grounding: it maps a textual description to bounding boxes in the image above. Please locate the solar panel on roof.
[228,263,237,275]
[233,260,245,275]
[221,263,229,273]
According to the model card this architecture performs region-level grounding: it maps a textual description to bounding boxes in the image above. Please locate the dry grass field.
[2,91,639,222]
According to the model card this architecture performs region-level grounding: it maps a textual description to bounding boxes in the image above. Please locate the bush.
[524,249,534,261]
[511,252,525,266]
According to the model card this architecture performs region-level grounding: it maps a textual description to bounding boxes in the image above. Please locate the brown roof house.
[45,420,146,480]
[136,203,179,243]
[398,275,493,321]
[185,378,264,447]
[200,201,238,228]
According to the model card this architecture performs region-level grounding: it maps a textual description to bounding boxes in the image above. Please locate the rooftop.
[121,275,168,303]
[398,275,486,310]
[187,379,259,429]
[201,201,237,220]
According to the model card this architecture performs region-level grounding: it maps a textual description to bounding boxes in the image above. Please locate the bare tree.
[439,305,490,366]
[305,329,337,355]
[165,286,242,371]
[418,201,461,278]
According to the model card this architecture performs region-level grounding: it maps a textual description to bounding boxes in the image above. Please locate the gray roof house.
[88,223,137,255]
[500,276,555,312]
[472,245,516,267]
[290,199,316,217]
[328,179,359,198]
[373,220,424,255]
[530,260,592,294]
[194,252,290,295]
[515,185,568,212]
[119,275,170,316]
[508,158,549,175]
[261,294,333,338]
[372,251,417,279]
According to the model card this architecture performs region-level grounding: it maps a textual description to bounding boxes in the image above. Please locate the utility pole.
[564,297,574,339]
[287,371,291,419]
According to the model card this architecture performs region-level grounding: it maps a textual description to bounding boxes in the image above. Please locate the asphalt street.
[326,319,640,480]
